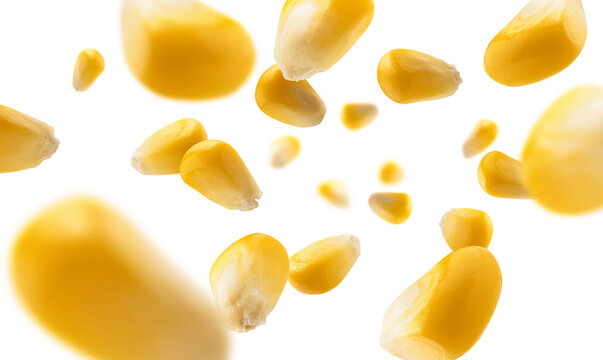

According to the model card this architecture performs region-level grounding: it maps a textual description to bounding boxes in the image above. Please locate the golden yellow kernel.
[379,161,404,185]
[463,119,498,158]
[317,180,349,208]
[270,135,301,168]
[72,48,105,92]
[368,192,412,225]
[478,151,530,199]
[440,208,493,250]
[341,103,378,130]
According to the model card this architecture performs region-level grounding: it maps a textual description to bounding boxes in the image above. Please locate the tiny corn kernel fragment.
[440,209,493,250]
[378,49,462,104]
[463,119,498,158]
[341,103,378,130]
[132,118,207,175]
[11,197,227,360]
[0,105,59,173]
[289,234,360,295]
[274,0,375,81]
[270,135,301,168]
[255,65,326,127]
[369,192,412,225]
[72,49,105,92]
[210,233,289,332]
[379,161,404,186]
[381,246,502,360]
[484,0,587,87]
[180,140,261,211]
[318,180,349,208]
[478,151,530,199]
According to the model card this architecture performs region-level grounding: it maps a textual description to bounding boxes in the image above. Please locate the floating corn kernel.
[377,49,462,104]
[180,140,261,211]
[11,197,227,360]
[289,234,360,295]
[132,118,207,175]
[210,233,289,332]
[381,246,502,360]
[478,151,530,199]
[72,48,105,92]
[0,105,59,173]
[440,209,493,250]
[121,0,255,100]
[341,103,378,130]
[255,65,326,127]
[270,135,301,168]
[379,161,404,186]
[463,119,498,158]
[274,0,375,81]
[484,0,587,86]
[317,180,349,208]
[369,192,412,225]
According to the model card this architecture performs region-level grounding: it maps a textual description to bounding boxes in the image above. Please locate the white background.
[0,0,601,359]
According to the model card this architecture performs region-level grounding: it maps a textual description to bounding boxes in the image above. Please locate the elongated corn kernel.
[318,180,349,208]
[463,119,498,158]
[0,105,59,173]
[369,192,412,225]
[72,49,105,92]
[381,246,502,360]
[484,0,587,86]
[255,65,326,127]
[180,140,261,211]
[378,49,462,104]
[270,135,301,168]
[440,209,493,250]
[121,0,255,100]
[289,234,360,295]
[341,103,378,130]
[11,197,227,360]
[379,161,404,186]
[210,233,289,332]
[478,151,530,199]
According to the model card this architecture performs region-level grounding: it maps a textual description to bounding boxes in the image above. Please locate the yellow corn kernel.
[255,65,326,127]
[341,103,378,130]
[210,233,289,332]
[121,0,255,100]
[0,105,59,173]
[317,180,349,208]
[439,209,493,250]
[72,48,105,92]
[270,135,301,168]
[180,140,261,211]
[463,119,498,158]
[379,161,404,186]
[11,197,227,360]
[288,234,360,295]
[274,0,375,81]
[478,151,530,199]
[369,192,412,225]
[522,86,603,214]
[377,49,462,104]
[484,0,587,87]
[381,246,502,360]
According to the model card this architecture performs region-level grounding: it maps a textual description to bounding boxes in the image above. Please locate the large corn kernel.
[317,180,349,208]
[478,151,530,199]
[289,234,360,295]
[369,192,412,225]
[132,118,207,175]
[180,140,261,211]
[274,0,374,81]
[381,246,502,360]
[341,103,378,130]
[463,119,498,158]
[121,0,255,100]
[11,197,227,360]
[210,233,289,332]
[484,0,587,86]
[72,48,105,92]
[0,105,59,173]
[440,209,493,250]
[378,49,462,104]
[379,160,404,186]
[270,135,301,168]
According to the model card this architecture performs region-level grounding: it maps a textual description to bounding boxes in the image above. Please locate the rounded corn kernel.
[440,208,493,250]
[369,192,412,225]
[379,161,404,186]
[270,135,301,169]
[478,151,530,199]
[463,119,498,158]
[341,103,378,130]
[317,180,349,208]
[72,48,105,92]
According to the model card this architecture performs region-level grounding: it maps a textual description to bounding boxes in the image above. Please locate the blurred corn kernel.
[478,151,530,199]
[440,208,493,250]
[318,180,349,208]
[341,103,378,130]
[379,161,404,186]
[369,192,412,225]
[463,119,498,158]
[72,49,105,91]
[270,135,301,168]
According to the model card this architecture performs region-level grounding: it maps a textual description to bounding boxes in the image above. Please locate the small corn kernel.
[318,180,349,208]
[440,208,493,250]
[270,135,301,168]
[478,151,530,199]
[210,233,289,332]
[369,192,412,225]
[379,161,404,186]
[463,119,498,158]
[381,246,502,360]
[11,197,227,360]
[180,140,261,211]
[132,118,207,175]
[378,49,462,104]
[341,103,378,130]
[121,0,255,100]
[484,0,587,86]
[72,48,105,92]
[0,105,59,173]
[289,234,360,295]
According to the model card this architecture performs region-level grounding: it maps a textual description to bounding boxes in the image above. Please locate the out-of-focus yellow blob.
[317,180,349,208]
[379,161,404,185]
[11,197,228,360]
[73,48,105,91]
[341,103,378,130]
[440,208,493,250]
[270,135,301,168]
[463,119,498,158]
[484,0,587,86]
[369,192,412,225]
[121,0,255,100]
[381,246,502,360]
[478,151,530,199]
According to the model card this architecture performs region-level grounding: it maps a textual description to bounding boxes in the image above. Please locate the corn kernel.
[317,180,349,208]
[478,151,530,199]
[381,246,502,360]
[440,209,493,250]
[379,161,404,186]
[72,48,105,92]
[0,105,59,173]
[289,234,360,295]
[210,233,289,332]
[274,0,374,81]
[11,196,227,360]
[341,103,378,130]
[270,135,301,168]
[463,119,498,158]
[484,0,587,86]
[369,192,412,225]
[377,49,462,104]
[121,0,255,100]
